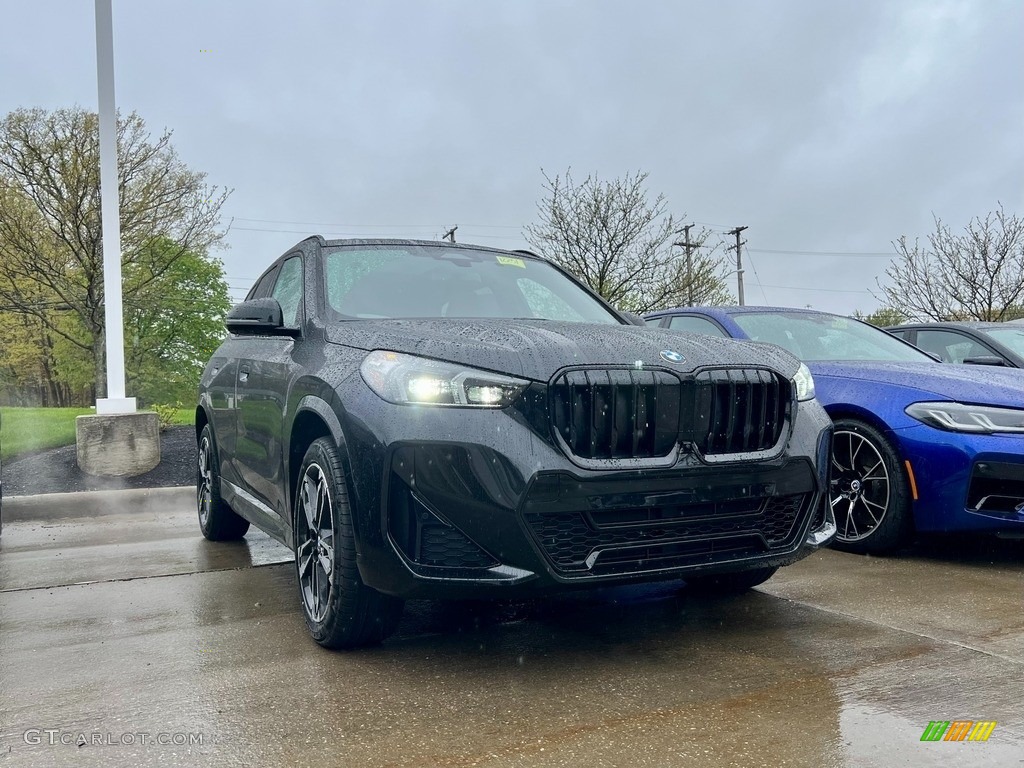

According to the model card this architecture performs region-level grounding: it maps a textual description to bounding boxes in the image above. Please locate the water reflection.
[191,529,290,573]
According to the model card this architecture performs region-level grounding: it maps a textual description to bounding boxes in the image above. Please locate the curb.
[3,486,194,523]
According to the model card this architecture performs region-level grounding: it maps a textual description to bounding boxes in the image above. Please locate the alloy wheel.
[831,429,891,542]
[296,462,335,623]
[197,436,213,527]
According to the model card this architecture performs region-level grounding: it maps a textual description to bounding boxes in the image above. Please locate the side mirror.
[226,298,298,336]
[620,311,647,326]
[962,355,1007,367]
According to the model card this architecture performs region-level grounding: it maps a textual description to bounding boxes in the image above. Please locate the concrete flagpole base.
[75,412,161,478]
[96,397,138,415]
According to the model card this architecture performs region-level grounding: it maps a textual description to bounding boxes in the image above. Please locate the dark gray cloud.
[2,0,1021,311]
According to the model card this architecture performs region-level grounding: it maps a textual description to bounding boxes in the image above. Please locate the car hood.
[810,360,1024,406]
[326,319,800,381]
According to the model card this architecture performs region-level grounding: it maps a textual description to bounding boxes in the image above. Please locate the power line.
[689,219,738,230]
[742,250,771,304]
[757,283,873,294]
[747,247,892,257]
[230,224,524,243]
[231,225,428,236]
[231,217,522,230]
[220,218,890,302]
[226,218,895,257]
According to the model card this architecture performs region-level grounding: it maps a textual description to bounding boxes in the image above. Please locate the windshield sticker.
[496,255,526,268]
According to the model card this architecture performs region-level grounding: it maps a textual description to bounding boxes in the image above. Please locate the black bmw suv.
[197,237,835,648]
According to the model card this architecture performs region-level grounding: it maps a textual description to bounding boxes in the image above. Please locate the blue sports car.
[645,306,1024,554]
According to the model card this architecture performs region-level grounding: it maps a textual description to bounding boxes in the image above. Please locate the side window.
[247,266,280,300]
[668,315,728,338]
[915,330,989,364]
[271,256,304,328]
[644,317,663,327]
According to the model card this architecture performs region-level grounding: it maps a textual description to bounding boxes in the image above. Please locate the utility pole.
[672,224,700,305]
[726,226,748,306]
[442,226,457,243]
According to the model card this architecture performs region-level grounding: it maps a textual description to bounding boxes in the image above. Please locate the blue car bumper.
[892,424,1024,533]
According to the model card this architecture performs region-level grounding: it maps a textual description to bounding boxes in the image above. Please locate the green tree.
[0,107,230,398]
[853,306,909,327]
[0,269,89,405]
[524,169,732,313]
[0,310,56,405]
[123,240,231,405]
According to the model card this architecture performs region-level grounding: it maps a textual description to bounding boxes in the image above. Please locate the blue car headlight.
[360,350,528,407]
[905,401,1024,434]
[793,363,816,402]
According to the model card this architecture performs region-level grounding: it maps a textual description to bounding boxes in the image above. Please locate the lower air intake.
[966,461,1024,513]
[524,492,810,577]
[388,475,497,569]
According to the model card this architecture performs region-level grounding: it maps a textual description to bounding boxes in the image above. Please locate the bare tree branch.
[876,205,1024,321]
[524,169,732,313]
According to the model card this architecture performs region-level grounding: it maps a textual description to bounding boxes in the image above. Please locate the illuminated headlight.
[793,363,816,402]
[905,402,1024,434]
[360,351,528,408]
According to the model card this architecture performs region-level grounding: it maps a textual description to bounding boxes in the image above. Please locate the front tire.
[197,425,250,541]
[829,418,912,554]
[294,437,404,649]
[684,566,778,594]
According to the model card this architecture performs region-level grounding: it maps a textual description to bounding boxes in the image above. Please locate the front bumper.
[893,424,1024,533]
[339,381,835,600]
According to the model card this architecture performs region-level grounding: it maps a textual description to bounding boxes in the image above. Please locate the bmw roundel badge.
[660,349,685,364]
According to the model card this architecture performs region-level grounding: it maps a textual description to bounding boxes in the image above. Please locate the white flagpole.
[94,0,135,414]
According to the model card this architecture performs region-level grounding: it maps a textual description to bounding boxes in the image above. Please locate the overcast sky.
[2,0,1022,313]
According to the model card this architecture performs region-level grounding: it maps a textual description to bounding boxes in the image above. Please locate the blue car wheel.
[830,418,913,554]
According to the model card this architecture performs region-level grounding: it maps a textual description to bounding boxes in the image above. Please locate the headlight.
[905,402,1024,434]
[360,351,528,408]
[793,363,815,401]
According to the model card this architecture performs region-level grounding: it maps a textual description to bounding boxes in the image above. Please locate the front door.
[234,254,304,520]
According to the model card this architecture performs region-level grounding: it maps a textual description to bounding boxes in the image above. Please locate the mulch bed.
[2,425,196,496]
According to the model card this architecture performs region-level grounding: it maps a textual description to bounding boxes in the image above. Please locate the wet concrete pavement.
[1,497,1022,767]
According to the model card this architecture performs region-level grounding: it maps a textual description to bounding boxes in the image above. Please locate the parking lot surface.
[1,497,1021,767]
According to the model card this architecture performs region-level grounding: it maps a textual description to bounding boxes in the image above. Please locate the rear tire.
[829,419,912,555]
[684,566,778,594]
[294,437,404,649]
[197,425,250,541]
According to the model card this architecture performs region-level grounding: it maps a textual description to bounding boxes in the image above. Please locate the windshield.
[322,245,621,324]
[732,311,935,362]
[984,327,1024,357]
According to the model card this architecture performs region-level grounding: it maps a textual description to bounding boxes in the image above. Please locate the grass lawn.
[169,408,194,426]
[0,407,93,462]
[0,406,195,462]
